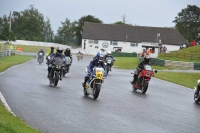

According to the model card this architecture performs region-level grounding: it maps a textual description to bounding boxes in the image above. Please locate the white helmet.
[107,51,111,54]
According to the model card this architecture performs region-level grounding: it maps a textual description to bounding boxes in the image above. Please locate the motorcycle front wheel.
[141,81,149,94]
[93,84,101,99]
[54,72,59,86]
[194,93,200,103]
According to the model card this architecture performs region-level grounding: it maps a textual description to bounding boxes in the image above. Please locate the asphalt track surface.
[0,55,200,133]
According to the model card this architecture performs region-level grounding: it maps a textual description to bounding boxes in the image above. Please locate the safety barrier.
[112,52,137,57]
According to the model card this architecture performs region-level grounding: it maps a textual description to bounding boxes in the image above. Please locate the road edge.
[0,59,33,115]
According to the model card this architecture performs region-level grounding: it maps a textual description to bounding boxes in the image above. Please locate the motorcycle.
[49,57,64,86]
[62,56,71,76]
[105,57,115,74]
[83,66,105,99]
[194,79,200,103]
[38,52,44,65]
[130,65,157,94]
[77,53,83,61]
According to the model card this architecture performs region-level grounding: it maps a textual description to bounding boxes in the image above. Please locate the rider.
[46,46,56,58]
[104,51,114,71]
[195,80,200,95]
[37,48,45,62]
[82,53,107,88]
[64,48,73,63]
[93,51,102,60]
[48,47,65,80]
[130,55,151,84]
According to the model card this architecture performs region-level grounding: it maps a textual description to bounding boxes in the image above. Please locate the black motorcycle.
[105,57,114,74]
[62,56,71,76]
[194,80,200,103]
[38,52,44,65]
[49,57,64,86]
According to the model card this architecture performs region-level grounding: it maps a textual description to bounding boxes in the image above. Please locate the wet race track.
[0,55,200,133]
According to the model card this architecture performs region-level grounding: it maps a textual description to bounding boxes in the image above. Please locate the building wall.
[82,39,181,56]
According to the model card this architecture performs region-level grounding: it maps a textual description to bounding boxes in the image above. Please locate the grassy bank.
[0,55,40,133]
[113,57,176,70]
[0,55,35,72]
[154,72,198,89]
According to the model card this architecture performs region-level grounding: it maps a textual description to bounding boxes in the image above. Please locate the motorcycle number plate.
[96,72,103,79]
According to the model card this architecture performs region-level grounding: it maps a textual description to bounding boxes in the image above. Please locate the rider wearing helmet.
[130,55,151,84]
[46,46,56,58]
[37,48,45,62]
[82,53,107,88]
[64,48,73,63]
[104,51,114,71]
[47,47,65,80]
[93,51,102,60]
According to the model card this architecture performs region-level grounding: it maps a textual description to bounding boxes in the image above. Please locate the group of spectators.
[180,40,200,49]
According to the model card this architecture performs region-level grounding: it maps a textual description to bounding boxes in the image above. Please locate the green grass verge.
[154,72,198,89]
[113,57,176,70]
[0,55,35,72]
[0,55,40,133]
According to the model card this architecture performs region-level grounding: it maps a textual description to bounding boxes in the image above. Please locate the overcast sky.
[0,0,199,33]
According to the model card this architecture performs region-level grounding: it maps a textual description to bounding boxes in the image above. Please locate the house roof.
[82,22,185,45]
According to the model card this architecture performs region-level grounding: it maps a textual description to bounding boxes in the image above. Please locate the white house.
[82,22,185,58]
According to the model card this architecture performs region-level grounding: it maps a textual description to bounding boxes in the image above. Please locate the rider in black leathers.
[195,81,200,95]
[130,55,151,84]
[104,51,115,71]
[64,48,73,63]
[37,48,45,62]
[48,47,65,80]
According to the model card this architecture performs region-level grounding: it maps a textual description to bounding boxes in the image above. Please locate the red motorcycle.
[131,65,157,94]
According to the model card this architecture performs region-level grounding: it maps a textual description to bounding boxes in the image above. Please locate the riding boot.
[131,74,138,84]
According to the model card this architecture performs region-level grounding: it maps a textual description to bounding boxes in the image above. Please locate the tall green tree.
[12,5,45,41]
[42,17,54,42]
[173,5,200,42]
[0,15,16,41]
[56,18,76,45]
[74,15,103,46]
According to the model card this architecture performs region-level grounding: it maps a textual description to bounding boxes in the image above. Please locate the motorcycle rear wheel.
[141,81,149,94]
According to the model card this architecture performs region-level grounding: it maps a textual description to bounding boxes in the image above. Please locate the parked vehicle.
[130,65,157,94]
[83,66,105,99]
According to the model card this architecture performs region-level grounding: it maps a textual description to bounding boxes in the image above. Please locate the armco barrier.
[194,63,200,70]
[112,52,137,57]
[139,58,165,66]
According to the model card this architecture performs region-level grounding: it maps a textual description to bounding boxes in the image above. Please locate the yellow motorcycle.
[83,67,105,99]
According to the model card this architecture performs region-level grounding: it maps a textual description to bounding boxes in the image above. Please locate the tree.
[0,15,16,41]
[42,17,54,42]
[173,5,200,42]
[55,18,76,45]
[12,5,45,41]
[74,15,103,46]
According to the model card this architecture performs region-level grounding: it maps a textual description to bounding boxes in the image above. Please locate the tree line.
[0,5,199,46]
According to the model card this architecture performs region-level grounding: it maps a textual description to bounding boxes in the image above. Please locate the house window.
[110,41,118,45]
[88,40,99,44]
[88,40,94,44]
[94,40,99,44]
[130,42,138,47]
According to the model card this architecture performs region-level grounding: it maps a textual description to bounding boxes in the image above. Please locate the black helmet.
[56,47,63,55]
[51,46,55,49]
[144,55,150,63]
[65,48,70,53]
